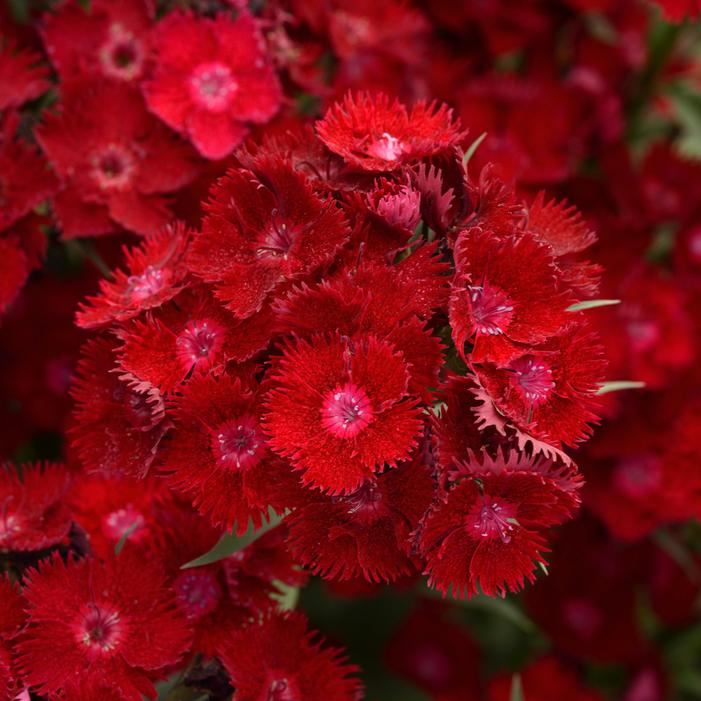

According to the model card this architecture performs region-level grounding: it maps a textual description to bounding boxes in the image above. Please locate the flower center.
[175,318,225,373]
[189,62,238,112]
[367,132,405,162]
[91,144,136,191]
[256,216,298,260]
[213,416,265,471]
[613,455,662,498]
[321,382,374,438]
[126,265,170,302]
[563,598,602,638]
[467,282,514,335]
[75,605,124,657]
[102,506,146,543]
[173,570,221,620]
[374,185,421,230]
[266,675,302,701]
[469,497,517,544]
[0,509,20,548]
[99,24,144,81]
[509,355,555,404]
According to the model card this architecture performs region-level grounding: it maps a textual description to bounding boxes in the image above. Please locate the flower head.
[16,552,191,700]
[144,11,282,159]
[217,612,362,701]
[264,333,424,494]
[0,34,50,110]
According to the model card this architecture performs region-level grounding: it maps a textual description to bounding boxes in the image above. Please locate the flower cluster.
[3,0,701,699]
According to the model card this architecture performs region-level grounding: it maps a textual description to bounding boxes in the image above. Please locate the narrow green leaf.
[462,132,488,168]
[181,508,283,569]
[510,674,524,701]
[567,299,620,312]
[272,580,300,612]
[114,521,141,556]
[596,380,646,395]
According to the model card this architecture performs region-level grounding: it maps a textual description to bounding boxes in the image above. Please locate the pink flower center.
[91,143,136,191]
[0,507,20,547]
[509,355,555,404]
[625,318,659,351]
[469,497,517,544]
[173,570,221,619]
[256,216,298,260]
[613,455,662,498]
[175,318,225,373]
[214,415,265,471]
[367,132,406,162]
[374,185,421,230]
[102,505,146,543]
[321,382,374,438]
[99,24,144,81]
[468,282,514,335]
[126,265,171,302]
[189,62,239,112]
[74,604,124,657]
[266,675,302,701]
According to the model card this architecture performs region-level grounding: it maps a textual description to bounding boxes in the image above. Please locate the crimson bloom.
[38,83,200,238]
[0,33,50,110]
[264,333,424,495]
[417,449,581,598]
[70,337,170,478]
[161,370,287,532]
[285,456,434,582]
[0,576,25,700]
[317,92,465,172]
[217,612,362,701]
[143,11,282,160]
[76,222,192,329]
[42,0,153,83]
[16,552,191,700]
[116,287,275,393]
[450,229,573,363]
[188,156,350,318]
[473,325,606,450]
[0,462,72,553]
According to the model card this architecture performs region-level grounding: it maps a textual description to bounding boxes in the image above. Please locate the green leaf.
[181,508,284,569]
[567,299,620,312]
[462,132,487,168]
[272,580,300,612]
[510,674,524,701]
[114,520,141,556]
[596,381,646,395]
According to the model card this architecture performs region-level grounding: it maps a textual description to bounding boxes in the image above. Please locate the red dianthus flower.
[15,552,191,700]
[143,11,282,160]
[264,333,424,495]
[217,612,362,701]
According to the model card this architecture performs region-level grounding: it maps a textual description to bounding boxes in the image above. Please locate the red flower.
[15,552,191,700]
[70,337,170,478]
[76,222,192,329]
[316,92,465,172]
[161,370,286,532]
[68,473,162,558]
[116,287,275,393]
[285,455,434,582]
[0,114,58,233]
[217,612,362,701]
[487,656,605,701]
[188,156,350,318]
[37,82,200,237]
[0,462,72,553]
[653,0,701,20]
[143,11,282,160]
[473,325,606,449]
[0,33,50,110]
[417,449,580,598]
[264,333,424,495]
[42,0,153,83]
[385,603,481,698]
[450,229,572,363]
